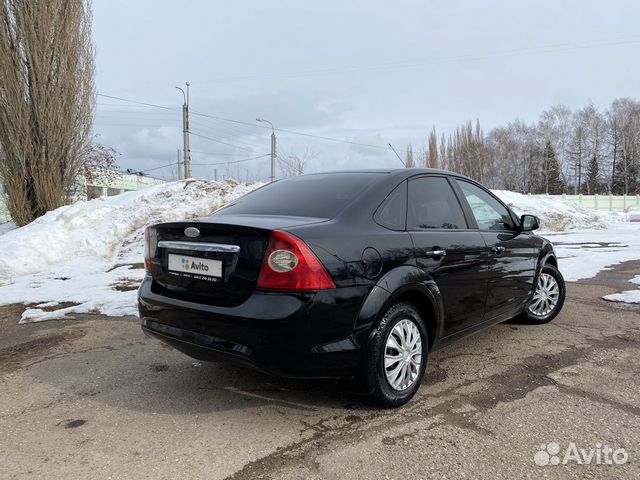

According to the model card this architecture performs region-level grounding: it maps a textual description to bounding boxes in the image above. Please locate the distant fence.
[530,194,640,212]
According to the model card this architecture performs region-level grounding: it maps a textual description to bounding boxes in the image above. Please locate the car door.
[407,176,488,336]
[453,179,537,320]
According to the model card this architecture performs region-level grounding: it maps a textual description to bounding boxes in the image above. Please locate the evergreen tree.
[543,141,565,194]
[585,154,600,194]
[612,156,626,194]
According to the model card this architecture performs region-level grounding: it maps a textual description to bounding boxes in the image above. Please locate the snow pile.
[628,207,640,222]
[0,179,260,322]
[603,275,640,304]
[492,190,624,231]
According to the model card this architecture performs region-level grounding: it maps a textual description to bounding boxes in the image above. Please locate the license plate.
[167,253,222,280]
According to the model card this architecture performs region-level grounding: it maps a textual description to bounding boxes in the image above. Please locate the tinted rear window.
[216,173,381,218]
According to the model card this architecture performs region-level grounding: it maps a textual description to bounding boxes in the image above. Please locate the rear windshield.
[216,173,381,218]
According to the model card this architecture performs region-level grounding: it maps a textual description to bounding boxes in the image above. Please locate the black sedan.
[138,169,565,407]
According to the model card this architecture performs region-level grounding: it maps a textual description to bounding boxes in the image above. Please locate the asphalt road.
[1,266,639,480]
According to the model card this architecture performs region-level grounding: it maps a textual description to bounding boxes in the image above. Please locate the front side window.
[456,180,515,231]
[407,177,467,230]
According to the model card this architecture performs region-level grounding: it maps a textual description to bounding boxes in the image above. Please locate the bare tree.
[405,144,416,168]
[429,98,640,194]
[427,127,438,168]
[278,147,317,177]
[538,104,572,186]
[82,141,119,187]
[0,0,95,226]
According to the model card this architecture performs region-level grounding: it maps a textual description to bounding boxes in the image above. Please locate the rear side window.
[216,173,380,218]
[455,180,515,231]
[374,181,406,230]
[407,177,468,230]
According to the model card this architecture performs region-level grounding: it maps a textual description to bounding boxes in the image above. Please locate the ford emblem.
[184,227,200,238]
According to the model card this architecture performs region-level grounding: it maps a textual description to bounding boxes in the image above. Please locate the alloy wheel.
[528,273,560,317]
[384,319,422,391]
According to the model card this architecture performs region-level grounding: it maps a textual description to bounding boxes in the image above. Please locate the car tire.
[518,264,566,324]
[363,302,428,408]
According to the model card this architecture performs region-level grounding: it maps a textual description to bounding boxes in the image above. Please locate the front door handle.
[425,249,447,259]
[492,246,506,255]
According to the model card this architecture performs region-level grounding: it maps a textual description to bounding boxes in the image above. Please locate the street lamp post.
[256,117,276,183]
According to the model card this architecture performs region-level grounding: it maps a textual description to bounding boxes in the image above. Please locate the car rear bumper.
[138,275,371,378]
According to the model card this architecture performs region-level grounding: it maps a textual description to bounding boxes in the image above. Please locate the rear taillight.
[144,227,153,273]
[256,231,335,291]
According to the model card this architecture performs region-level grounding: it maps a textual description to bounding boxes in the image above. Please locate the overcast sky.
[92,0,640,182]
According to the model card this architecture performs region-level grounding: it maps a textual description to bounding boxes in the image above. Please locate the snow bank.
[0,179,260,321]
[492,191,624,231]
[0,180,256,279]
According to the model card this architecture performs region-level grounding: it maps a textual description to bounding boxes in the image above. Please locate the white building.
[80,169,166,199]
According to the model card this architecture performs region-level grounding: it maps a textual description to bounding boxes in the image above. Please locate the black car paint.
[138,169,556,379]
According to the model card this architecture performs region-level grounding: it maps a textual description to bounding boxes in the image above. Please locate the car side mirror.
[520,214,539,232]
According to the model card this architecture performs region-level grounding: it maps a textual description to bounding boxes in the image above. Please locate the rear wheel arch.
[391,288,438,350]
[354,266,443,352]
[357,282,442,351]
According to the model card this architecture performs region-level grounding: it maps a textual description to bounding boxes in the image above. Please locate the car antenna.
[388,143,406,167]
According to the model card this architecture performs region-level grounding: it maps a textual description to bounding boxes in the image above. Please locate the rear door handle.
[425,249,447,258]
[492,246,506,255]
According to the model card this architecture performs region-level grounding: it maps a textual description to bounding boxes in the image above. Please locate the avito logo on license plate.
[168,253,222,281]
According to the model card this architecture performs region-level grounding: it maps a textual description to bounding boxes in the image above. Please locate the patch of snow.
[541,225,640,282]
[0,179,261,322]
[492,190,625,231]
[602,275,640,304]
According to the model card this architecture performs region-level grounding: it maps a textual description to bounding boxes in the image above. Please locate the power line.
[137,161,178,173]
[190,131,261,152]
[189,120,265,149]
[190,111,390,150]
[190,149,257,157]
[96,93,175,111]
[101,35,640,94]
[191,154,270,167]
[138,153,270,173]
[96,93,392,151]
[192,36,640,84]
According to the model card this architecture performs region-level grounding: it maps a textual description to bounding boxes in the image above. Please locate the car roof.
[302,168,472,181]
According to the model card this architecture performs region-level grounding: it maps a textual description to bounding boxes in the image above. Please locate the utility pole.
[177,149,182,180]
[257,117,276,182]
[176,83,191,178]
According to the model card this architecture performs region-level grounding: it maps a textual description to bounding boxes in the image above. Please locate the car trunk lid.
[148,215,326,307]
